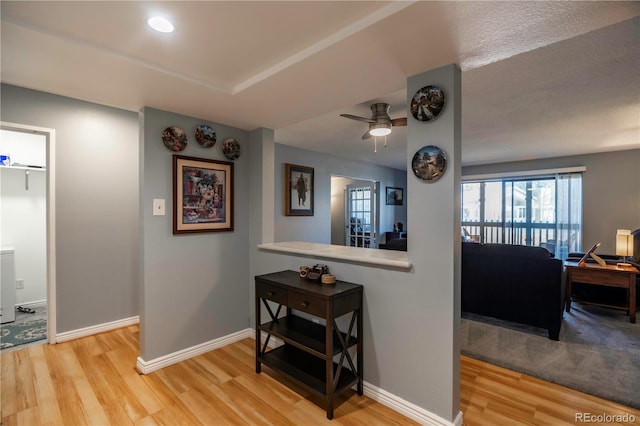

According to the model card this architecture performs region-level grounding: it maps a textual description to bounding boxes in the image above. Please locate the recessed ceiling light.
[148,17,174,33]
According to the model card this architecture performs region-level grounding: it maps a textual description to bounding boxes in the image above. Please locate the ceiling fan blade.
[340,113,375,124]
[391,117,407,127]
[361,130,372,140]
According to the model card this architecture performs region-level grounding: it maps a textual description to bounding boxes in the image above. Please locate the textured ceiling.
[1,1,638,169]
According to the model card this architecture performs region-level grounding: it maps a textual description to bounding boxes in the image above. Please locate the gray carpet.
[461,303,640,410]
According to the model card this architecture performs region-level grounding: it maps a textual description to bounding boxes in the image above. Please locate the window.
[462,172,582,259]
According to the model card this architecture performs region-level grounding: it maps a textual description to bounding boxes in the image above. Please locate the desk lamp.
[616,229,632,267]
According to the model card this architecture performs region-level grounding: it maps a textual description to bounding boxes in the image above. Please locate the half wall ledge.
[257,241,412,270]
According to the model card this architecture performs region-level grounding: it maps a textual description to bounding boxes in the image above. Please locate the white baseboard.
[15,299,47,308]
[56,315,140,343]
[362,381,463,426]
[136,328,254,375]
[136,327,463,426]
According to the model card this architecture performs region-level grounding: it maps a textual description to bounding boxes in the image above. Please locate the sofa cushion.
[463,242,552,259]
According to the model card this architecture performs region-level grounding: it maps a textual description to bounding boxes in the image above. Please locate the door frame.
[344,180,379,248]
[1,121,57,344]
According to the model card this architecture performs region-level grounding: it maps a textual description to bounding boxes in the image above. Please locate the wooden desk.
[564,261,638,323]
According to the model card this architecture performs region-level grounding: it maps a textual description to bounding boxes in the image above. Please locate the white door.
[345,183,377,248]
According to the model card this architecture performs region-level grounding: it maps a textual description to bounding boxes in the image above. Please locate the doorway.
[330,176,379,248]
[345,182,377,248]
[0,122,56,349]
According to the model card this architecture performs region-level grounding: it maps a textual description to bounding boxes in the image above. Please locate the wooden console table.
[255,270,363,419]
[564,261,638,323]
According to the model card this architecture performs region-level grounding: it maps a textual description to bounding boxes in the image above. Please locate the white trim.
[15,299,46,308]
[4,3,415,97]
[56,315,140,343]
[0,165,46,171]
[135,328,460,425]
[462,166,586,182]
[362,381,463,426]
[136,328,254,375]
[231,1,416,94]
[2,16,229,96]
[0,122,57,345]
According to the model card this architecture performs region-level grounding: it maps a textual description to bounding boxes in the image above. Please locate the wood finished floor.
[1,325,639,425]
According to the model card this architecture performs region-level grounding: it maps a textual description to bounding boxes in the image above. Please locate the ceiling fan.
[340,103,407,140]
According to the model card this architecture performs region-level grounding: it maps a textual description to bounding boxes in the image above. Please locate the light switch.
[153,198,165,216]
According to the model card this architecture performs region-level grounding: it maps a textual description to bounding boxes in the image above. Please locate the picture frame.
[285,163,314,216]
[173,155,233,234]
[386,187,404,205]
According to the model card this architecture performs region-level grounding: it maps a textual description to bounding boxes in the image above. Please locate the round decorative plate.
[221,138,240,160]
[411,145,447,182]
[162,126,188,152]
[195,124,217,148]
[410,85,445,122]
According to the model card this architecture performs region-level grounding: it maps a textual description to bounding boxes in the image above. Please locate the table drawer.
[256,282,288,305]
[570,269,630,287]
[289,292,326,317]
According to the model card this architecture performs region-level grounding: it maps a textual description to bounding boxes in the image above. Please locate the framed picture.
[285,163,314,216]
[386,187,404,205]
[173,155,233,234]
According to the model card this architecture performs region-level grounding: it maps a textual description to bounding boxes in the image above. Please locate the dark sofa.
[462,242,565,340]
[382,238,407,251]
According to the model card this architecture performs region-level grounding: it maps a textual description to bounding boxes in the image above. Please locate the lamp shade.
[616,229,632,257]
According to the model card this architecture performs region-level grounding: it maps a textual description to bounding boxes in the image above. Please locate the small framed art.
[173,155,234,234]
[285,163,314,216]
[386,187,404,205]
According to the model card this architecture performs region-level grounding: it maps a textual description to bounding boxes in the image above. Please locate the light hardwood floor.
[1,325,639,425]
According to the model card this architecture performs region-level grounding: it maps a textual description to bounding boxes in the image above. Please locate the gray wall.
[462,149,640,254]
[274,143,406,244]
[1,84,139,332]
[252,65,462,423]
[139,107,251,361]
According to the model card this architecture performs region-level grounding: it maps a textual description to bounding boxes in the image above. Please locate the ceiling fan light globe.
[369,127,391,137]
[148,17,174,33]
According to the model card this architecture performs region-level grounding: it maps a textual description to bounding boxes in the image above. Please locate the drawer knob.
[267,291,274,296]
[300,301,309,307]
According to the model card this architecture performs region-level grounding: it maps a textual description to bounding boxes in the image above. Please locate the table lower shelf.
[571,296,632,312]
[261,344,358,398]
[259,315,358,358]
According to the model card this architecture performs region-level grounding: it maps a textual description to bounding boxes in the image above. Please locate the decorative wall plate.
[195,125,217,148]
[411,145,447,182]
[410,85,445,122]
[221,138,240,160]
[162,126,188,152]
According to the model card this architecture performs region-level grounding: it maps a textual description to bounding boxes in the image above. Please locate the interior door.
[345,183,376,248]
[1,123,56,345]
